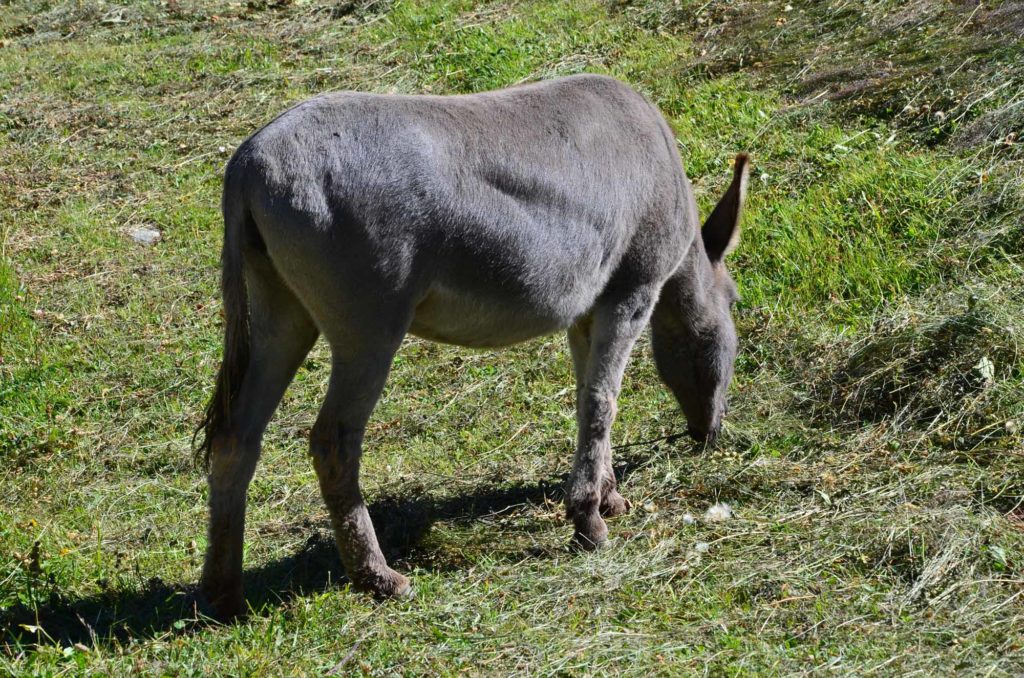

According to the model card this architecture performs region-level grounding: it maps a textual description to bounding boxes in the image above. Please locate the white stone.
[130,227,161,246]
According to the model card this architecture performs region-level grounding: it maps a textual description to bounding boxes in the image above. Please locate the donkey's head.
[651,154,748,443]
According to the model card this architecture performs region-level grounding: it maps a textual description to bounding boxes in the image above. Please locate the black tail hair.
[194,170,252,470]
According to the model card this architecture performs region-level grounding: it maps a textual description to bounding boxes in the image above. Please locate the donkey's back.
[228,74,692,348]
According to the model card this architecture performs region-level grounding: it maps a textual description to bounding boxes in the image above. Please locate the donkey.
[196,74,748,619]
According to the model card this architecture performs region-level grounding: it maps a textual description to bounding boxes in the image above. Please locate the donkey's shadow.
[1,482,554,649]
[0,435,689,650]
[0,481,553,649]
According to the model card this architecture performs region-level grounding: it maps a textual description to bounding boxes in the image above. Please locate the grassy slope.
[1,0,1022,673]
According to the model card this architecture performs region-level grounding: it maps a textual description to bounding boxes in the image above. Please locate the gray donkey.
[196,74,748,619]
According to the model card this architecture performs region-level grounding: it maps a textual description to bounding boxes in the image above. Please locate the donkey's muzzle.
[687,424,720,445]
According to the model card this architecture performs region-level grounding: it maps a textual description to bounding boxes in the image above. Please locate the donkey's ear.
[702,153,749,262]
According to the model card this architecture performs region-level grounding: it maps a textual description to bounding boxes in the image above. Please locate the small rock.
[130,227,161,246]
[975,356,995,384]
[704,502,733,523]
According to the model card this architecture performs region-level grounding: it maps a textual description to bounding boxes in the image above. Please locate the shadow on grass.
[0,437,685,651]
[0,482,567,650]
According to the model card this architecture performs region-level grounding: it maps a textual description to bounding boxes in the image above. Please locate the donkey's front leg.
[310,350,411,598]
[567,385,621,549]
[567,320,630,522]
[566,287,658,550]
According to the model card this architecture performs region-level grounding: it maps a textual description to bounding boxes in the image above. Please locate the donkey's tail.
[194,163,252,469]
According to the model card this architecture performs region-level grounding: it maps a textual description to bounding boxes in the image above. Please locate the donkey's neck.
[655,239,717,326]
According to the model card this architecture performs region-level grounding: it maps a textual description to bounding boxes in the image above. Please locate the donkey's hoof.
[199,581,247,622]
[570,513,610,551]
[355,567,412,600]
[600,490,631,518]
[568,504,610,552]
[571,530,610,552]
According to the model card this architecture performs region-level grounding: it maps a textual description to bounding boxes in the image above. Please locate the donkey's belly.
[409,284,580,348]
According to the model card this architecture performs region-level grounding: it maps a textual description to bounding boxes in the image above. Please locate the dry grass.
[617,0,1024,154]
[1,0,1022,674]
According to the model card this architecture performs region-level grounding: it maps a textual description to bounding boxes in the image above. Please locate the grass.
[1,0,1022,673]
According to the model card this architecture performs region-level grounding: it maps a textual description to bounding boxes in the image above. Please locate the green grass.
[1,0,1022,674]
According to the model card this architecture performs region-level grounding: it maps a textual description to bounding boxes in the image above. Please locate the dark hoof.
[353,567,411,600]
[571,530,610,552]
[570,511,609,551]
[199,580,247,622]
[600,490,631,518]
[567,500,610,552]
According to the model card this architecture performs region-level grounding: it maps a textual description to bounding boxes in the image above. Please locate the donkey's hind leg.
[201,254,318,619]
[566,284,659,549]
[310,329,411,598]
